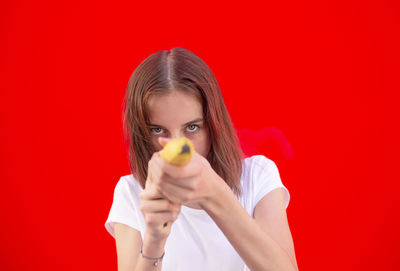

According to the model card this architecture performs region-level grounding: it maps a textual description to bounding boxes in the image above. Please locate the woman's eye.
[187,124,199,132]
[151,127,164,135]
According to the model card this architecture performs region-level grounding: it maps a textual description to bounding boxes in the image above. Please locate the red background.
[1,0,399,270]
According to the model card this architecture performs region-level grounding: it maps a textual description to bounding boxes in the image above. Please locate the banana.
[160,137,194,166]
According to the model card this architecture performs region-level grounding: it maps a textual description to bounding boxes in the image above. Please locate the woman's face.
[147,89,211,158]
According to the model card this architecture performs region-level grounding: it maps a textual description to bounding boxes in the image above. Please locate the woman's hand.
[139,165,181,241]
[148,137,222,208]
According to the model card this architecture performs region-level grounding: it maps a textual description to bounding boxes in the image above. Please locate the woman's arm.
[148,146,298,270]
[114,223,142,271]
[114,223,169,271]
[113,154,182,271]
[201,175,299,271]
[254,187,299,270]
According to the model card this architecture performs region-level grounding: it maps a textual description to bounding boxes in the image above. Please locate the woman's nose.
[169,131,184,139]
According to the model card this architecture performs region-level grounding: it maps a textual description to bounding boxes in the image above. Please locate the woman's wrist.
[199,172,230,213]
[142,233,167,258]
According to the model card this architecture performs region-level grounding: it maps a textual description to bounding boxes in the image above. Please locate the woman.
[105,47,298,271]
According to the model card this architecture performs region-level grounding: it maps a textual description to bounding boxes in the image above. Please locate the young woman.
[105,47,298,271]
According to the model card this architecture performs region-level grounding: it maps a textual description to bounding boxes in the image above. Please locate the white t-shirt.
[105,155,290,271]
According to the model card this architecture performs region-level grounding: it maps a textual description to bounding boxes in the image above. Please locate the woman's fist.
[139,175,181,241]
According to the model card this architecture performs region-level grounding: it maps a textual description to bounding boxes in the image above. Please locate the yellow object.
[160,137,194,166]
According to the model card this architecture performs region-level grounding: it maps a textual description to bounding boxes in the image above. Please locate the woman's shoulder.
[240,154,290,211]
[239,155,282,196]
[114,173,143,197]
[241,154,277,173]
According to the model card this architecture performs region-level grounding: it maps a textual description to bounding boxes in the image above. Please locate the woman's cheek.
[150,136,163,152]
[193,132,211,158]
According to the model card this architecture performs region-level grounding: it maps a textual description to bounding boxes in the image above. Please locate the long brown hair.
[122,47,244,196]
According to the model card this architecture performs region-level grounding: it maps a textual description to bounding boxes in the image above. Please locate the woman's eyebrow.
[148,118,203,127]
[183,118,203,126]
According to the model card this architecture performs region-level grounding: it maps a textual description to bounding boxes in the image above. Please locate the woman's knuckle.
[157,161,165,172]
[186,192,194,201]
[160,170,169,180]
[176,197,184,205]
[163,201,170,210]
[177,169,187,179]
[139,191,146,200]
[190,181,198,191]
[146,214,155,225]
[154,181,162,191]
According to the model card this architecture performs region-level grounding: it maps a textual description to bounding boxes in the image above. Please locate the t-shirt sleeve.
[252,156,290,212]
[104,176,143,239]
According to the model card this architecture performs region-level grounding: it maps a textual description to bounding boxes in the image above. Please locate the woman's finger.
[158,137,171,147]
[140,198,181,213]
[139,185,163,201]
[153,152,201,181]
[159,182,196,205]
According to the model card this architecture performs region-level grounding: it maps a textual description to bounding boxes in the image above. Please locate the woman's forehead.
[147,90,203,125]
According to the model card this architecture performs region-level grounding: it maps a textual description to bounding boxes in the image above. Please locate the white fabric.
[105,155,290,271]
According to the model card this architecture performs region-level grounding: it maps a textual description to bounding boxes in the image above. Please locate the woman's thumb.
[158,137,171,147]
